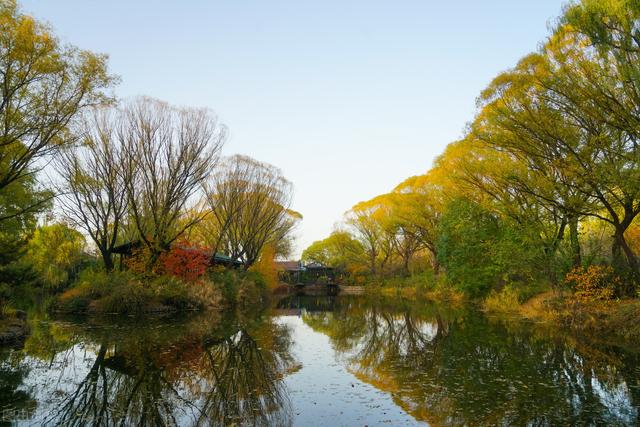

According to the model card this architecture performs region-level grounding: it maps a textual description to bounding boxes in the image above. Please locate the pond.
[1,294,639,426]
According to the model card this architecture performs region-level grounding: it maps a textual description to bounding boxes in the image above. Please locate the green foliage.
[54,267,270,314]
[0,0,115,208]
[151,275,202,311]
[379,271,435,291]
[208,269,267,307]
[0,176,49,301]
[0,177,50,245]
[436,199,540,297]
[302,231,365,272]
[26,223,86,289]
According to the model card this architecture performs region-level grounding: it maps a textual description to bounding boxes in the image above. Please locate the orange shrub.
[124,246,153,274]
[564,265,621,302]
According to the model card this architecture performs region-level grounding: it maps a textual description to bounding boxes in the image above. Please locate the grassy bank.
[483,288,640,344]
[52,269,269,315]
[364,270,640,344]
[365,272,466,303]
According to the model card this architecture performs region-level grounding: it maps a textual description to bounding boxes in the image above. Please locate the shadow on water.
[1,293,640,426]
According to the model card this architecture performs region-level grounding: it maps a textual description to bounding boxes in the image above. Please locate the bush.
[91,281,149,314]
[564,265,622,302]
[236,272,267,307]
[54,267,266,314]
[155,241,210,282]
[57,286,92,312]
[55,270,205,314]
[483,285,521,313]
[185,279,224,310]
[151,275,201,311]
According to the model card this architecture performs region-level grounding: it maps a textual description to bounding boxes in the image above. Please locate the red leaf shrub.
[156,241,210,282]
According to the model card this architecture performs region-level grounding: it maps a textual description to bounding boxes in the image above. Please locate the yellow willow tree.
[418,136,575,285]
[439,136,581,268]
[391,174,445,274]
[346,196,398,276]
[471,24,640,285]
[302,229,366,274]
[367,192,423,275]
[0,0,116,222]
[203,155,300,268]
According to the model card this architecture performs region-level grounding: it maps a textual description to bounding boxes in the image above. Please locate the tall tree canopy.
[203,155,299,268]
[0,0,115,222]
[121,97,226,265]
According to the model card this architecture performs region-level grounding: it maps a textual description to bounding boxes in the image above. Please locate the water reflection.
[3,312,294,426]
[1,296,640,426]
[297,296,640,426]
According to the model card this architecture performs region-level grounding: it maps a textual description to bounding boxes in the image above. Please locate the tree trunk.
[612,228,640,294]
[550,217,567,254]
[370,253,376,276]
[403,254,410,276]
[568,215,581,267]
[428,245,440,275]
[101,250,114,272]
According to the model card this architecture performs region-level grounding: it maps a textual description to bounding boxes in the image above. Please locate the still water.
[1,294,639,426]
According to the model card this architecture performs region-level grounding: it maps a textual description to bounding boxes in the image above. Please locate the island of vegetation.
[0,1,300,340]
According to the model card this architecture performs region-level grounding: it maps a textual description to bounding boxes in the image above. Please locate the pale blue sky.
[22,0,565,255]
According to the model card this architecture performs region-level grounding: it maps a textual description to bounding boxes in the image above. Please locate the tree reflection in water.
[17,312,294,426]
[4,296,640,426]
[301,296,640,426]
[0,347,37,425]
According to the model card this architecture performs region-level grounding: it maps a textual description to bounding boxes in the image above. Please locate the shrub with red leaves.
[156,241,210,282]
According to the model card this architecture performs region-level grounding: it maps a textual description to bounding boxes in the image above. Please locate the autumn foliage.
[156,241,210,282]
[125,240,210,282]
[565,265,622,303]
[250,243,278,289]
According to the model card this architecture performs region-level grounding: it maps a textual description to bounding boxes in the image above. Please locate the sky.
[21,0,566,256]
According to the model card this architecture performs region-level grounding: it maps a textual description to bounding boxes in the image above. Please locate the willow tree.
[56,108,126,271]
[204,155,299,268]
[26,223,85,289]
[560,0,640,278]
[0,0,115,222]
[563,0,640,127]
[392,175,444,274]
[365,193,423,275]
[120,98,226,265]
[346,196,398,276]
[472,25,640,283]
